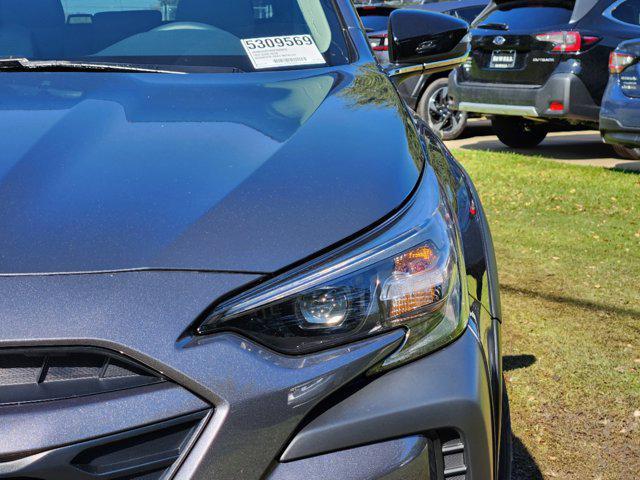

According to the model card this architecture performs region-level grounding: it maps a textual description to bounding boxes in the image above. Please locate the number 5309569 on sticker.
[241,35,326,70]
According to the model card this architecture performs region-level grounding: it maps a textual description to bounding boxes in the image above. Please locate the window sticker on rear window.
[241,35,326,70]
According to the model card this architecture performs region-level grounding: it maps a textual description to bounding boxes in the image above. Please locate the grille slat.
[446,475,467,480]
[443,452,466,471]
[45,353,105,382]
[438,430,468,480]
[0,354,42,385]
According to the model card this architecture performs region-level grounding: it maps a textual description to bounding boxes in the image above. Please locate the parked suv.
[449,0,640,148]
[601,38,640,159]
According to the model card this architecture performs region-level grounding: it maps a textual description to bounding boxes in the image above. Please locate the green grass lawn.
[453,149,640,480]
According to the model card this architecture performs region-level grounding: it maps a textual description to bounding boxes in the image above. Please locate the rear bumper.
[600,81,640,148]
[449,69,599,123]
[601,116,640,147]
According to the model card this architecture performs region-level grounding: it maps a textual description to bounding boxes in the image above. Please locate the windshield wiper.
[0,57,185,74]
[477,23,509,30]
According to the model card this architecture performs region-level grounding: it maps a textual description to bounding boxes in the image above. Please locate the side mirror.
[388,9,469,66]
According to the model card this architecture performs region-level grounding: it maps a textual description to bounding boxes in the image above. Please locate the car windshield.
[0,0,351,72]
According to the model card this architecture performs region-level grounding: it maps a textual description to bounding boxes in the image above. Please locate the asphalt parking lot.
[446,120,640,173]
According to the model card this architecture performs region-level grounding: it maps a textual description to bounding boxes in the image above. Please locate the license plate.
[490,50,516,69]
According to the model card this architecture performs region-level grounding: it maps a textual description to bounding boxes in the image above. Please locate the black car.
[359,1,489,63]
[449,0,640,148]
[358,0,489,139]
[601,38,640,159]
[0,1,510,479]
[357,4,395,64]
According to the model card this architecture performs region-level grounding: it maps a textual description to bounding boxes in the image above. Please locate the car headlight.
[198,174,468,371]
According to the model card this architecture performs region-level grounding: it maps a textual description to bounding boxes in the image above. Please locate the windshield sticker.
[241,35,326,70]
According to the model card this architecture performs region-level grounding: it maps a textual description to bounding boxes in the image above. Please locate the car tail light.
[609,51,636,74]
[549,101,564,112]
[370,33,388,51]
[535,31,600,53]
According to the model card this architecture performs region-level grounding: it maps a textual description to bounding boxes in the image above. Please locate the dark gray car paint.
[0,68,421,275]
[280,328,493,479]
[270,435,431,480]
[416,125,503,464]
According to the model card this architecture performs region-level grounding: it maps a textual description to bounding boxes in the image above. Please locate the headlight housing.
[198,172,468,370]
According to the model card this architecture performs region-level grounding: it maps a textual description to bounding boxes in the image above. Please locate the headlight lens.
[198,197,467,370]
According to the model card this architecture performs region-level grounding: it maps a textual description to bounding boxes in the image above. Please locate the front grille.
[0,347,210,480]
[0,347,162,406]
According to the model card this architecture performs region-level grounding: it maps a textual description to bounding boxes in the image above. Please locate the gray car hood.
[0,66,423,274]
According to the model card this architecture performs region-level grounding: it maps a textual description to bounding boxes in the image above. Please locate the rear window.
[477,4,573,30]
[450,5,486,23]
[360,15,389,32]
[609,0,640,26]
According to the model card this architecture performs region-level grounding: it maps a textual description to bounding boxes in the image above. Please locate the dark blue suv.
[0,1,509,479]
[601,38,640,159]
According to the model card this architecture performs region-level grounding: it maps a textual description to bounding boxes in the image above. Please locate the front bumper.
[449,68,599,123]
[273,327,494,480]
[0,272,494,480]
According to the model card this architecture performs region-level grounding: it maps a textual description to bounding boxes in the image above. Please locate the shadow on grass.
[504,354,536,372]
[501,284,640,319]
[502,356,542,478]
[513,435,544,480]
[613,161,640,174]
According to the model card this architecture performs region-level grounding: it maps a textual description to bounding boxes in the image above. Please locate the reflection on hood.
[0,66,422,274]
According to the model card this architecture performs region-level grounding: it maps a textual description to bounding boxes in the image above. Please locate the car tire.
[499,385,513,480]
[612,144,640,160]
[417,77,468,141]
[491,116,548,148]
